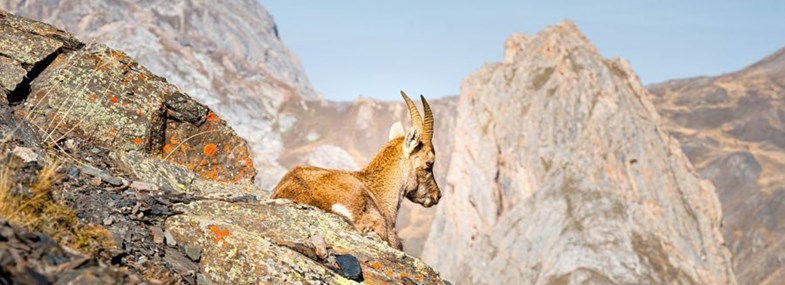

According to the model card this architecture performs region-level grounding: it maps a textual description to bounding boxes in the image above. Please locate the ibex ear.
[403,127,420,156]
[388,122,404,141]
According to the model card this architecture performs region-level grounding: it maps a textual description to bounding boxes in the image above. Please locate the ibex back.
[271,91,441,250]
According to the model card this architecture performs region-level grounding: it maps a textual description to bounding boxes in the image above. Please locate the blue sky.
[261,1,785,101]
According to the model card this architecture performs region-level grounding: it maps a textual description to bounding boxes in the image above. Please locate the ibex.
[271,91,441,250]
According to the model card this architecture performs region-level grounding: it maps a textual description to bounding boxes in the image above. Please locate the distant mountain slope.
[1,0,318,188]
[421,22,735,284]
[649,47,785,285]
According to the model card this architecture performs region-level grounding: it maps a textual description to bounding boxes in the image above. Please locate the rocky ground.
[0,218,141,284]
[0,9,444,284]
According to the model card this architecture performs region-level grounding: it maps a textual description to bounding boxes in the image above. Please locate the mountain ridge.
[649,43,785,285]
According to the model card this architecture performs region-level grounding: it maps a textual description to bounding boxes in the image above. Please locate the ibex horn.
[400,91,423,131]
[420,94,433,143]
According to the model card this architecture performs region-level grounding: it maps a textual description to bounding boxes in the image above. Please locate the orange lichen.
[208,225,230,243]
[206,112,219,122]
[110,96,118,103]
[163,144,176,155]
[111,50,125,61]
[203,144,218,156]
[369,261,381,270]
[108,129,119,137]
[169,136,180,145]
[399,273,411,279]
[135,108,144,115]
[133,138,142,145]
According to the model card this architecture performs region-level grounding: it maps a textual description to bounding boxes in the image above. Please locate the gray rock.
[164,231,177,246]
[66,166,80,178]
[335,254,363,282]
[149,226,165,244]
[11,146,37,162]
[102,176,123,187]
[79,167,104,177]
[164,248,198,275]
[129,181,159,191]
[184,245,202,262]
[79,167,122,186]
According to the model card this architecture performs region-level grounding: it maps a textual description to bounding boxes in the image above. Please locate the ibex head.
[394,91,441,207]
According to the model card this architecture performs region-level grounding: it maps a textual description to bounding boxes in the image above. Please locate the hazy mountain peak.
[423,21,735,284]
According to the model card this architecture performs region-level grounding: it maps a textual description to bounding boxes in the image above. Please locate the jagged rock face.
[1,10,445,284]
[649,48,785,285]
[1,0,318,189]
[277,96,458,256]
[4,28,256,186]
[422,22,736,284]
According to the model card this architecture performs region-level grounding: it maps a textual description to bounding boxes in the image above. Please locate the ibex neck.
[359,137,407,224]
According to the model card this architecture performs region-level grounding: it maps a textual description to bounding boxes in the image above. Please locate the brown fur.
[271,93,441,250]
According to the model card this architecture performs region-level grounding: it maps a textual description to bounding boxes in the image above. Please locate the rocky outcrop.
[1,0,318,189]
[649,47,785,285]
[0,9,444,284]
[166,200,443,284]
[0,0,459,257]
[421,22,736,284]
